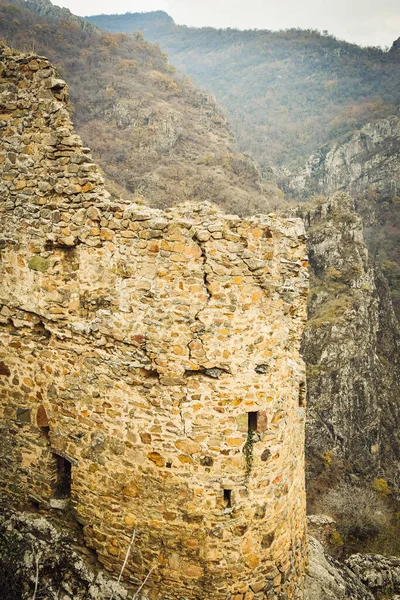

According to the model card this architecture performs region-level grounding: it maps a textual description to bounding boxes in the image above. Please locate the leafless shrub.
[314,483,391,541]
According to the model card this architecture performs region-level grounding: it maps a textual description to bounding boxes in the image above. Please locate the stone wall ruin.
[0,47,309,600]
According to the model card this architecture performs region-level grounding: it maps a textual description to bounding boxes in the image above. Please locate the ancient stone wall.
[0,47,309,600]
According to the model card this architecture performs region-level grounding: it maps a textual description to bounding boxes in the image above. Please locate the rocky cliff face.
[305,537,374,600]
[302,193,400,496]
[285,116,400,319]
[305,535,400,600]
[287,117,400,199]
[287,116,400,456]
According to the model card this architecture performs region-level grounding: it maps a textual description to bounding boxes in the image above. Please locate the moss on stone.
[372,478,392,497]
[244,429,255,476]
[28,255,50,272]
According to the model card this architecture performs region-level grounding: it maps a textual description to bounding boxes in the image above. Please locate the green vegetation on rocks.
[28,255,50,272]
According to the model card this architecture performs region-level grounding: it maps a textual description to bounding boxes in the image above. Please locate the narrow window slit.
[223,489,232,508]
[54,454,72,499]
[248,411,258,432]
[299,382,306,407]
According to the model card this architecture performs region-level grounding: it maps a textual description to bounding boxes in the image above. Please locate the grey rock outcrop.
[26,0,99,32]
[346,553,400,596]
[305,536,400,600]
[0,510,128,600]
[305,537,374,600]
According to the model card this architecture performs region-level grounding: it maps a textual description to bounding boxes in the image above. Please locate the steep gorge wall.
[284,112,400,495]
[285,117,400,319]
[302,193,400,497]
[0,48,309,600]
[287,117,400,200]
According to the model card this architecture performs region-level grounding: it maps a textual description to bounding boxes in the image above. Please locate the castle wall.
[0,48,309,600]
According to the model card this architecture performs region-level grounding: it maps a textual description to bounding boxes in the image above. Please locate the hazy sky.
[56,0,400,48]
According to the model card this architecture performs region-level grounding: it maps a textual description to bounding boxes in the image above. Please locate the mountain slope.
[0,0,282,214]
[87,12,400,171]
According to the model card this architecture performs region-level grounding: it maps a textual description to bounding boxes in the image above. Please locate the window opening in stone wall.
[248,411,258,432]
[223,489,232,508]
[299,382,306,407]
[54,454,72,499]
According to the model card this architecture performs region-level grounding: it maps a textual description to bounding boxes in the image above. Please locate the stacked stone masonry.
[0,48,309,600]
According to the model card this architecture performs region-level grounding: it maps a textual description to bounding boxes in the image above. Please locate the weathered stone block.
[36,405,49,427]
[0,361,11,376]
[16,407,32,423]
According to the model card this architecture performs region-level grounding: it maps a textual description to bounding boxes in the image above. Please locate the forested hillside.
[0,0,282,214]
[87,11,400,170]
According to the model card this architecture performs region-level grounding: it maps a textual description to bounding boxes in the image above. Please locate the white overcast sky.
[56,0,400,48]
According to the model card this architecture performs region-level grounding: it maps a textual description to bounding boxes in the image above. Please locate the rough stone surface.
[305,537,374,600]
[346,553,400,596]
[305,536,400,600]
[0,48,309,600]
[0,510,128,600]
